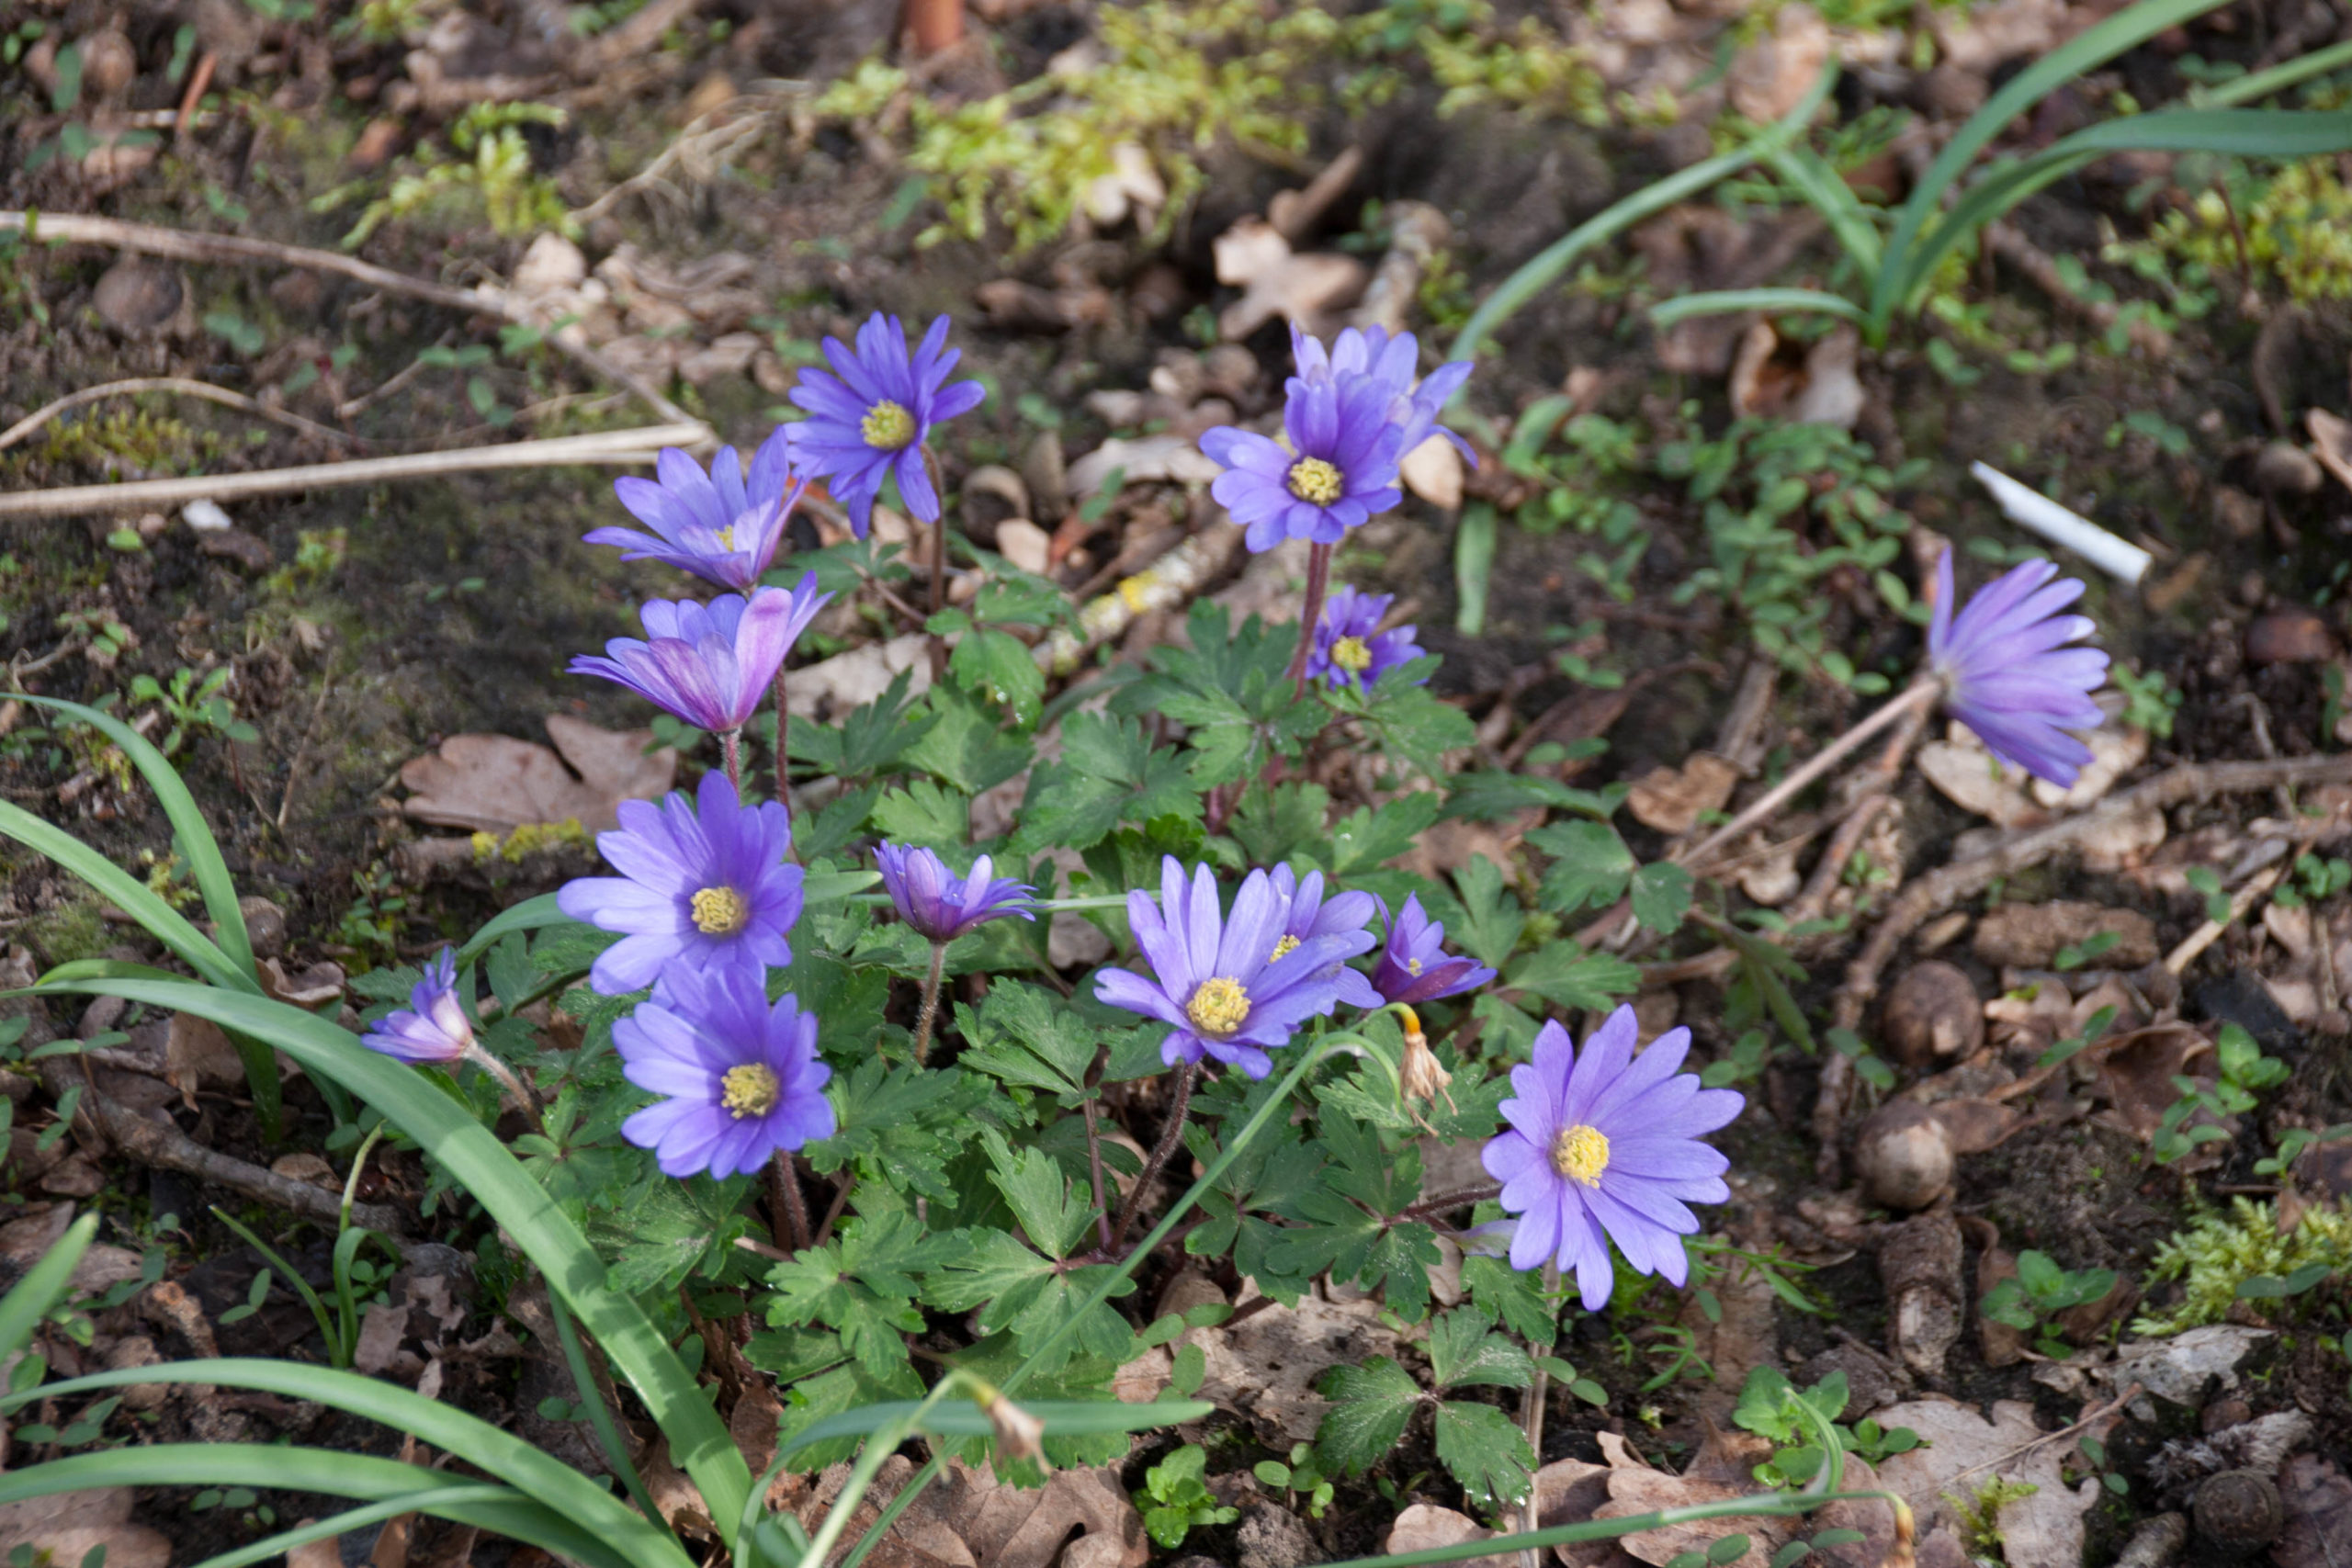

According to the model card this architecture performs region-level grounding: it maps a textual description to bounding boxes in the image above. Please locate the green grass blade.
[779,1398,1214,1461]
[187,1485,517,1568]
[547,1287,670,1538]
[2204,39,2352,105]
[1453,502,1496,637]
[0,1213,96,1358]
[1448,63,1836,365]
[0,1449,638,1568]
[1647,288,1870,329]
[0,800,245,991]
[457,891,571,964]
[207,1207,342,1366]
[1760,144,1882,276]
[13,695,255,980]
[1873,0,2231,323]
[27,976,753,1540]
[3,1359,692,1567]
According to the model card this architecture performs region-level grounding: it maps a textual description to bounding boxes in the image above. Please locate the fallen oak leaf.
[401,713,675,835]
[1871,1397,2097,1568]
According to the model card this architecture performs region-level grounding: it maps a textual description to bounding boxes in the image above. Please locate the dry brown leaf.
[1974,901,2158,970]
[1188,1290,1403,1444]
[401,715,675,835]
[1917,739,2042,827]
[1726,4,1829,121]
[1626,752,1742,836]
[899,1461,1149,1568]
[1385,1504,1513,1568]
[2029,722,2146,810]
[287,1534,343,1568]
[1401,434,1465,509]
[2308,407,2352,497]
[0,1487,172,1568]
[1066,434,1223,496]
[2274,1452,2352,1568]
[1871,1398,2097,1568]
[2093,1025,2212,1141]
[1211,217,1367,340]
[1927,1098,2022,1155]
[1932,0,2075,72]
[166,1011,244,1107]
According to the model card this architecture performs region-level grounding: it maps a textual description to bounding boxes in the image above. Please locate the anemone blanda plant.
[875,842,1036,1062]
[589,431,807,592]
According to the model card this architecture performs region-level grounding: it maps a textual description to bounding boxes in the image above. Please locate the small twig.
[2164,827,2324,975]
[334,332,453,421]
[0,377,356,454]
[1518,1262,1560,1568]
[175,51,216,142]
[1398,1181,1502,1221]
[0,423,707,520]
[1684,680,1939,873]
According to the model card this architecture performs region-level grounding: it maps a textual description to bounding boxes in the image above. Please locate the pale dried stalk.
[0,376,354,454]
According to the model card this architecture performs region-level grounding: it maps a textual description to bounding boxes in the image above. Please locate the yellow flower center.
[1331,636,1373,672]
[1186,976,1250,1040]
[862,400,916,450]
[691,886,750,935]
[1407,956,1423,976]
[1270,934,1301,962]
[1550,1123,1611,1186]
[1287,457,1343,505]
[720,1063,781,1119]
[715,525,736,551]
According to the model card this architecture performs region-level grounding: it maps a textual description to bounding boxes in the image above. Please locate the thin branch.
[0,377,357,454]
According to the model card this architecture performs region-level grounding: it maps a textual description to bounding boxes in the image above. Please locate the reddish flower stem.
[1285,542,1333,693]
[1112,1060,1196,1253]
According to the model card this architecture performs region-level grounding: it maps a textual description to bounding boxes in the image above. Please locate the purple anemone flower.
[1199,332,1409,553]
[1270,864,1382,1009]
[587,429,807,592]
[1927,550,2109,787]
[558,771,803,996]
[876,842,1037,944]
[1291,324,1476,462]
[1370,894,1496,1007]
[571,577,829,735]
[786,313,986,536]
[1482,1006,1742,1309]
[1305,586,1427,693]
[616,967,835,1179]
[1095,857,1375,1078]
[361,948,474,1065]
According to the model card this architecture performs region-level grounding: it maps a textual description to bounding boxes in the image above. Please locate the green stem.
[794,1377,964,1568]
[547,1288,672,1540]
[910,941,947,1065]
[338,1123,386,1233]
[835,1033,1367,1568]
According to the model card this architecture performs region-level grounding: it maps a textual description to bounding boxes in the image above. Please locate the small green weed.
[2134,1195,2352,1334]
[1139,1445,1237,1548]
[1979,1250,2119,1356]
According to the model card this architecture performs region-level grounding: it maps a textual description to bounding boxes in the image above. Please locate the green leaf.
[1427,1310,1537,1391]
[868,780,968,849]
[802,1056,981,1201]
[763,1211,946,1377]
[0,1213,96,1359]
[1441,856,1527,969]
[903,684,1030,797]
[1012,712,1200,856]
[1432,1399,1534,1506]
[1649,288,1869,330]
[1461,1255,1558,1349]
[950,626,1046,727]
[1630,863,1693,934]
[955,981,1102,1100]
[981,1127,1099,1259]
[772,1357,926,1471]
[1327,793,1442,877]
[1530,820,1637,917]
[1313,1357,1421,1477]
[1505,942,1641,1011]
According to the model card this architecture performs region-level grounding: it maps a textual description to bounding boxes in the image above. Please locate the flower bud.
[984,1390,1045,1466]
[1397,1007,1455,1130]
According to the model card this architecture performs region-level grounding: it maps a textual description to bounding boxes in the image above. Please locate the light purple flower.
[876,842,1036,943]
[616,967,835,1179]
[570,576,829,734]
[558,771,802,996]
[588,429,808,592]
[1291,324,1475,462]
[1270,864,1381,1009]
[1370,894,1495,1006]
[1094,857,1375,1078]
[1481,1006,1742,1309]
[360,948,474,1065]
[1927,550,2109,787]
[785,313,986,536]
[1199,331,1409,553]
[1305,585,1427,693]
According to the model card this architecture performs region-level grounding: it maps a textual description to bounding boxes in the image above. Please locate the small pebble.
[2193,1469,2283,1554]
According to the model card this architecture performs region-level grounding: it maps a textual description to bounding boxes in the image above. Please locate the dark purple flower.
[558,771,803,996]
[1304,585,1427,693]
[1927,550,2109,787]
[1292,324,1476,462]
[1094,857,1374,1078]
[616,966,835,1179]
[1199,329,1410,553]
[785,313,985,537]
[876,842,1036,943]
[570,577,829,735]
[1270,864,1381,1009]
[1370,894,1495,1007]
[360,948,474,1065]
[587,429,808,592]
[1481,1007,1742,1309]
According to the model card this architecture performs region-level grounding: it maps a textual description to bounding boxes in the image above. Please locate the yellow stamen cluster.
[1331,636,1373,672]
[1550,1123,1611,1186]
[862,400,916,449]
[1270,934,1301,962]
[692,886,751,935]
[1186,976,1250,1040]
[721,1063,781,1119]
[1286,457,1343,505]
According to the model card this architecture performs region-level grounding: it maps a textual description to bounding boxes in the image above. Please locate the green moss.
[23,889,112,967]
[470,818,594,864]
[2111,157,2352,305]
[26,406,217,476]
[1944,1478,2042,1557]
[2132,1196,2352,1336]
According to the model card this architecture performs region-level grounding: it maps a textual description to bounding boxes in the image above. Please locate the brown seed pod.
[1855,1100,1954,1212]
[2193,1469,2284,1554]
[1880,960,1984,1068]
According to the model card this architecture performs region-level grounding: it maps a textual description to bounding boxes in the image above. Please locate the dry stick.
[0,423,708,520]
[1811,751,2352,1182]
[1285,541,1334,692]
[1682,679,1940,873]
[0,210,707,437]
[910,941,948,1065]
[0,377,357,454]
[1111,1060,1197,1252]
[2164,827,2326,975]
